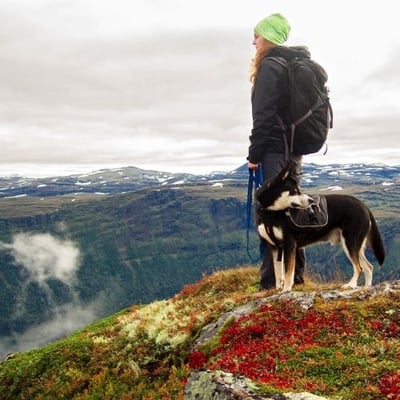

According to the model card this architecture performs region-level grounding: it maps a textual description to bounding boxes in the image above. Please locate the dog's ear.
[281,167,291,181]
[279,161,294,182]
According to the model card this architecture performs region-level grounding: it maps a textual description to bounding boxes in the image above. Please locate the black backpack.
[273,57,333,155]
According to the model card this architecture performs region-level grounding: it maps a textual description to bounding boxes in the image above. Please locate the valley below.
[0,162,399,358]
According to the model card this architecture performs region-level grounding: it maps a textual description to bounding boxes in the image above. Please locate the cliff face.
[0,266,399,400]
[0,185,251,350]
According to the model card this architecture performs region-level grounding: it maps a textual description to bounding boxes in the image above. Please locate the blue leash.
[246,167,264,263]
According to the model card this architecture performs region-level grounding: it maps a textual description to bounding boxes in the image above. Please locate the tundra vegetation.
[0,267,399,399]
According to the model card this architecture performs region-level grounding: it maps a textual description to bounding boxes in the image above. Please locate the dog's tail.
[368,211,385,265]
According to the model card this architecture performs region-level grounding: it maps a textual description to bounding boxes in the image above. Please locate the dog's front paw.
[341,283,358,289]
[275,279,284,290]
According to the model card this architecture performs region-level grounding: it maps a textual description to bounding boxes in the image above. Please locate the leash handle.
[246,166,264,263]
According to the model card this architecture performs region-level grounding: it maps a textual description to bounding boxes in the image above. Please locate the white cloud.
[0,233,80,284]
[0,0,399,177]
[0,232,104,358]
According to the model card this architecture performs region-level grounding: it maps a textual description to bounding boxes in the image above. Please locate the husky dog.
[255,163,385,292]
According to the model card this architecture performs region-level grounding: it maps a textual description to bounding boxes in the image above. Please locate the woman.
[247,13,309,289]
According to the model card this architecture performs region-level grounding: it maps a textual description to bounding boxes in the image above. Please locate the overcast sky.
[0,0,399,177]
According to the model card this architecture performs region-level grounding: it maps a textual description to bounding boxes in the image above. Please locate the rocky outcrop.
[185,281,400,400]
[192,281,400,351]
[184,370,328,400]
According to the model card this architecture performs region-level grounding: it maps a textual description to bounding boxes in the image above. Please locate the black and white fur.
[255,163,385,292]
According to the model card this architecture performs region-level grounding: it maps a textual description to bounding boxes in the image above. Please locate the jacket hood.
[268,45,311,60]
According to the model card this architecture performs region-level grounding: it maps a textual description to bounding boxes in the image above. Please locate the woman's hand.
[248,162,259,171]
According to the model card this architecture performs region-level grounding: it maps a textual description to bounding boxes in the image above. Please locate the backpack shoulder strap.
[268,56,288,68]
[268,57,291,159]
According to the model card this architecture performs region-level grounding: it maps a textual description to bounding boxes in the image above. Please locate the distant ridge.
[0,163,399,198]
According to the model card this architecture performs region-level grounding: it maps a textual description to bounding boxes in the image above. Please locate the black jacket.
[247,46,311,164]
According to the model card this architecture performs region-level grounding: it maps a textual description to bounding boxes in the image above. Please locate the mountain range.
[0,163,399,198]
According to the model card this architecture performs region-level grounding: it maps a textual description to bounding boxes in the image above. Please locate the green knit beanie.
[254,13,290,45]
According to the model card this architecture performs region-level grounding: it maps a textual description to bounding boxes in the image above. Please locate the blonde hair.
[250,37,276,84]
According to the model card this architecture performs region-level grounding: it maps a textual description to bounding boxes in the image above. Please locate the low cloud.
[0,301,100,358]
[0,232,80,284]
[0,232,102,359]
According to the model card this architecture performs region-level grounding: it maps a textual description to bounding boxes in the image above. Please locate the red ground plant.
[189,299,400,399]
